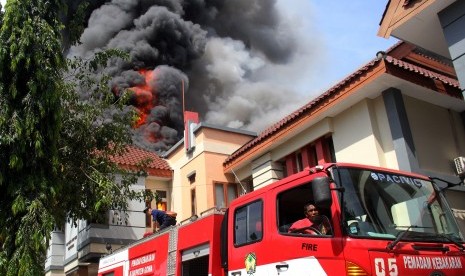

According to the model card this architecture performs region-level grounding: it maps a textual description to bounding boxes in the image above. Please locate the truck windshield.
[332,167,463,243]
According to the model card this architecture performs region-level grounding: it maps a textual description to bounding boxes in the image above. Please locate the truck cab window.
[234,200,263,246]
[277,183,332,236]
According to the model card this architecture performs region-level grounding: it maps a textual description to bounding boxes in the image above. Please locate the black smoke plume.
[68,0,317,153]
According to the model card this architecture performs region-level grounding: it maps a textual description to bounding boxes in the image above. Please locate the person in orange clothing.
[288,203,332,235]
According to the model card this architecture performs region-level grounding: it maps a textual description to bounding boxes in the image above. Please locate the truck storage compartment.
[181,243,210,276]
[182,255,208,276]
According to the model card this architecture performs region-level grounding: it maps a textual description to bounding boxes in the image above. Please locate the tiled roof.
[110,145,172,177]
[385,56,460,88]
[224,44,461,167]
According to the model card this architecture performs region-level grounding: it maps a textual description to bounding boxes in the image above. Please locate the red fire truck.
[98,163,465,275]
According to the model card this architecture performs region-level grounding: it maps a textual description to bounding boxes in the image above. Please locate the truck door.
[268,178,345,275]
[227,198,269,276]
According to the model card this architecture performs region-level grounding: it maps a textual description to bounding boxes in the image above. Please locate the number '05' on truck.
[98,163,465,276]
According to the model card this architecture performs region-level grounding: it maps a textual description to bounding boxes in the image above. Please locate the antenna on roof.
[182,79,185,121]
[231,168,247,195]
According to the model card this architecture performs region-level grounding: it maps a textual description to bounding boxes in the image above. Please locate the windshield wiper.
[386,225,432,251]
[437,233,465,251]
[430,177,463,190]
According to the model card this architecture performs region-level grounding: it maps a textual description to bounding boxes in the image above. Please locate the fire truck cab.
[99,163,465,275]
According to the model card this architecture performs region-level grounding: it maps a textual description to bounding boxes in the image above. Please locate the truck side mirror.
[312,177,332,209]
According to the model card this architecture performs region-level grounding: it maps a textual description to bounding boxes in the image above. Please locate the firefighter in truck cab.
[288,203,333,235]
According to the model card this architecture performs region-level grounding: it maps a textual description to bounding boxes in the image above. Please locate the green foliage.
[0,1,65,273]
[65,1,90,46]
[0,4,3,26]
[0,1,150,274]
[59,48,148,225]
[62,0,106,49]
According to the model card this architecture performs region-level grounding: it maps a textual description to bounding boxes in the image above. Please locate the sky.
[277,0,398,94]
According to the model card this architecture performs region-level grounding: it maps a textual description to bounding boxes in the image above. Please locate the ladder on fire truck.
[167,226,178,276]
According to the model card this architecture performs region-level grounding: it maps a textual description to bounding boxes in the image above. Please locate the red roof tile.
[110,145,172,177]
[385,56,460,88]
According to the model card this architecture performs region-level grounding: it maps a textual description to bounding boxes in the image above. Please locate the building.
[162,111,256,220]
[378,0,465,96]
[45,117,256,276]
[45,146,172,276]
[48,40,465,276]
[223,41,465,232]
[378,0,465,235]
[46,2,465,274]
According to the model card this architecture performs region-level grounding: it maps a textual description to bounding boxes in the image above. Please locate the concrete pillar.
[439,1,465,97]
[252,152,284,189]
[383,88,420,173]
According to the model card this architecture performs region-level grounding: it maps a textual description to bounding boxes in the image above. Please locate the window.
[283,135,335,176]
[215,183,238,208]
[276,182,332,236]
[156,190,167,211]
[308,145,318,167]
[191,188,197,216]
[145,190,168,227]
[324,136,336,162]
[234,200,263,246]
[145,189,152,227]
[187,171,196,184]
[295,151,303,172]
[215,184,225,208]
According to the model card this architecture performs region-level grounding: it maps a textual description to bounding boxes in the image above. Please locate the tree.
[0,1,149,274]
[0,4,3,26]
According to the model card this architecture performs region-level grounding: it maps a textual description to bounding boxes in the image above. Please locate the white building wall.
[333,99,390,167]
[404,95,465,176]
[372,96,398,168]
[44,230,66,275]
[65,222,79,261]
[45,175,147,275]
[246,93,465,190]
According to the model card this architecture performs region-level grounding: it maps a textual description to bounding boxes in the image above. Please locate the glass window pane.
[215,184,225,208]
[227,185,237,205]
[234,206,247,245]
[234,200,263,246]
[248,201,263,241]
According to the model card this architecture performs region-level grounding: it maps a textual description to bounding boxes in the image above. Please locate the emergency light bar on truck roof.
[99,163,465,276]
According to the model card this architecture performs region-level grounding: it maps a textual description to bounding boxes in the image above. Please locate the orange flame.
[129,69,158,127]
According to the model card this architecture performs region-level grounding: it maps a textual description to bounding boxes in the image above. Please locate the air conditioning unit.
[454,157,465,176]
